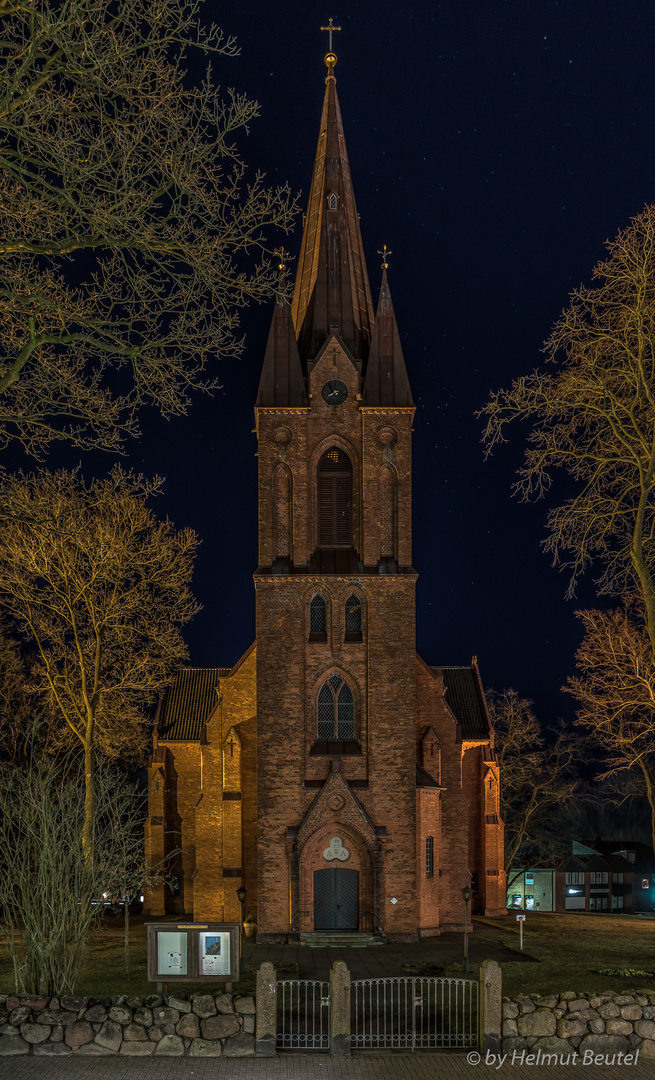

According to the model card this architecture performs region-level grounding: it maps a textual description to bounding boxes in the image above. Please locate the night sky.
[29,1,655,725]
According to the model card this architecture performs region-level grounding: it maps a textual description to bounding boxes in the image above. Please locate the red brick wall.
[188,645,257,922]
[416,659,470,931]
[416,789,442,935]
[143,744,201,916]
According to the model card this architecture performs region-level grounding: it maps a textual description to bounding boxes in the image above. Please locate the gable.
[297,764,377,852]
[157,644,256,742]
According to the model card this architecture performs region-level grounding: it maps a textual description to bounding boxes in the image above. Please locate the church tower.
[254,51,420,942]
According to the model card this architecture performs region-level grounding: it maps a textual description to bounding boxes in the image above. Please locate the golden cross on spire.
[320,16,341,52]
[378,244,392,269]
[320,17,341,70]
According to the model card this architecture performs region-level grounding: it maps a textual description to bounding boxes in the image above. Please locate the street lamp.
[461,885,473,974]
[236,886,247,974]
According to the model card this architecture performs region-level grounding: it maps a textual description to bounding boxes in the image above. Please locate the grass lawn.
[471,912,655,997]
[0,913,298,999]
[2,911,655,1000]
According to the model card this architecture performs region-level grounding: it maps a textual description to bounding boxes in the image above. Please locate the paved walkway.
[0,1052,651,1080]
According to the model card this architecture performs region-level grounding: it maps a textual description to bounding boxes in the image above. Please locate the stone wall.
[502,990,655,1060]
[0,990,256,1057]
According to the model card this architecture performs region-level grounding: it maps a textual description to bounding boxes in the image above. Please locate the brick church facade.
[144,55,505,941]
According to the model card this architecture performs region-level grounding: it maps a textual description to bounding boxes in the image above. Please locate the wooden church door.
[313,869,359,930]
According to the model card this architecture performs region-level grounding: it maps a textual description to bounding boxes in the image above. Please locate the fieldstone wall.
[0,990,256,1057]
[502,990,655,1060]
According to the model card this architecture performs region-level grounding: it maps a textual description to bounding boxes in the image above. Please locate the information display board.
[199,930,230,976]
[146,922,240,984]
[156,931,188,976]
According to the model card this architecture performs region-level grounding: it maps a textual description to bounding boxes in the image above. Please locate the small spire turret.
[256,253,307,407]
[362,267,413,407]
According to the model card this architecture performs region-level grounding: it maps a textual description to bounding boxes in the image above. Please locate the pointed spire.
[363,269,414,407]
[291,72,375,364]
[256,274,307,406]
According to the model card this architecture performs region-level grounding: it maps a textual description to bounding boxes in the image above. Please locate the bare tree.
[0,630,33,764]
[488,689,579,883]
[481,206,655,653]
[0,747,163,995]
[481,207,655,850]
[567,601,655,853]
[0,467,199,856]
[0,0,296,456]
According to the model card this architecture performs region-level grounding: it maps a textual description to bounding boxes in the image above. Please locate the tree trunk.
[83,739,95,870]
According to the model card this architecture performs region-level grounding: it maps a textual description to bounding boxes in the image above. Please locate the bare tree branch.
[0,0,298,456]
[567,600,655,853]
[480,206,655,652]
[488,688,579,875]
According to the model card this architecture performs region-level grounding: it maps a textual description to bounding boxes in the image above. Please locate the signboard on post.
[146,923,241,985]
[516,912,525,951]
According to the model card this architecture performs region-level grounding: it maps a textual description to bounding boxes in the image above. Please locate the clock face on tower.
[322,380,348,405]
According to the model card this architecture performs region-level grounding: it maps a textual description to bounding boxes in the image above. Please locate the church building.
[144,46,505,941]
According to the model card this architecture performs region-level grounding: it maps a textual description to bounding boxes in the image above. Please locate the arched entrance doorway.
[314,868,359,930]
[298,823,374,933]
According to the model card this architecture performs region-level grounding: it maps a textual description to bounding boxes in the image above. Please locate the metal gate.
[351,976,478,1050]
[276,979,331,1050]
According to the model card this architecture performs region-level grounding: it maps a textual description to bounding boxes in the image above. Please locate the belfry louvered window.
[317,674,355,740]
[309,594,327,642]
[318,448,352,547]
[345,593,362,641]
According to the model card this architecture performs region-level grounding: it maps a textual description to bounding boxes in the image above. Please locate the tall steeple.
[291,57,375,365]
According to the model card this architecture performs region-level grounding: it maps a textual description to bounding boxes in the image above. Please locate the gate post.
[256,961,277,1056]
[329,960,351,1056]
[479,959,502,1054]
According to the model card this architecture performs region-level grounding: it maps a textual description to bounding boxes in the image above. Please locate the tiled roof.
[157,668,229,741]
[416,764,440,789]
[432,665,491,741]
[559,852,633,873]
[580,839,655,873]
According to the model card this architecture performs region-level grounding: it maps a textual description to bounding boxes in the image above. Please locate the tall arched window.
[309,594,327,642]
[345,594,362,642]
[317,674,355,740]
[318,448,352,548]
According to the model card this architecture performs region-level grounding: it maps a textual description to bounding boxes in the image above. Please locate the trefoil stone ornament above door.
[323,836,350,862]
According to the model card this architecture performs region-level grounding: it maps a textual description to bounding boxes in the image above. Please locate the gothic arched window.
[345,593,362,642]
[317,448,352,548]
[317,674,355,740]
[309,594,327,642]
